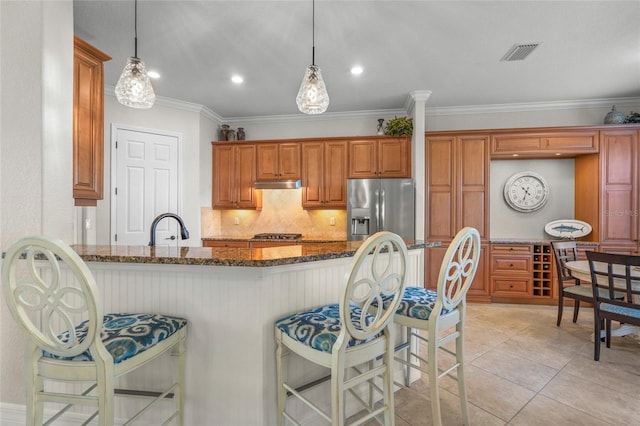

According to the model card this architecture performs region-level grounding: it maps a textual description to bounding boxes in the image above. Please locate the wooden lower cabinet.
[490,243,555,304]
[202,240,250,248]
[201,240,251,258]
[249,241,297,248]
[202,239,298,249]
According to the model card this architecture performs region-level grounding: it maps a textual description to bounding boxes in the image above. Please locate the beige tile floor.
[388,303,640,426]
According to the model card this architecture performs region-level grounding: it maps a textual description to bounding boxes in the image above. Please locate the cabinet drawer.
[250,241,298,248]
[491,256,531,274]
[491,244,532,254]
[203,240,250,248]
[492,278,530,296]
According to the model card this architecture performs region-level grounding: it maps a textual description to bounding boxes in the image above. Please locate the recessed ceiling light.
[350,66,363,75]
[231,75,244,84]
[147,70,160,79]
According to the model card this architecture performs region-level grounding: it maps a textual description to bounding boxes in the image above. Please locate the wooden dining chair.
[2,235,188,425]
[551,241,593,326]
[586,251,640,361]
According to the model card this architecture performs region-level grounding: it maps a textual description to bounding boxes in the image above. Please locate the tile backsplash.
[201,189,347,240]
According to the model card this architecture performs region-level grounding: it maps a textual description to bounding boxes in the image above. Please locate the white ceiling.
[74,0,640,119]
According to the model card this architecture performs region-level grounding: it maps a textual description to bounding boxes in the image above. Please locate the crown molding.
[221,108,407,125]
[105,85,640,124]
[104,85,223,122]
[424,97,640,117]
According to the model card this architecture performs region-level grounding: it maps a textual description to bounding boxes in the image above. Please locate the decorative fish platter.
[544,219,592,239]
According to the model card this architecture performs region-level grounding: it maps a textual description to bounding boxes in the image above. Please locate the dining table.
[565,259,640,339]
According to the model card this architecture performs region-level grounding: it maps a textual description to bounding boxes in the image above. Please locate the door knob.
[166,235,176,240]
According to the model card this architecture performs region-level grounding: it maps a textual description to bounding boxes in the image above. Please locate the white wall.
[490,159,575,239]
[0,0,74,406]
[96,95,218,246]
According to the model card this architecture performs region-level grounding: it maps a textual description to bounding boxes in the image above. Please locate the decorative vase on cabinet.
[604,105,625,124]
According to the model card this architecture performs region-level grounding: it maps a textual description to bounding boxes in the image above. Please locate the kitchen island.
[66,240,436,425]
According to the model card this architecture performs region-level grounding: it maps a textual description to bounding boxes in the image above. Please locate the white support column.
[408,90,432,240]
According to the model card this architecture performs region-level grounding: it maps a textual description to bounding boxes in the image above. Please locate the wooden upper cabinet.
[256,142,301,181]
[598,128,639,253]
[212,143,259,209]
[425,132,490,300]
[323,141,349,207]
[491,129,599,158]
[425,133,489,241]
[302,140,348,209]
[426,135,455,240]
[348,136,411,178]
[73,36,111,206]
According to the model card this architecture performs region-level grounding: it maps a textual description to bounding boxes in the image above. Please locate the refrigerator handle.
[380,189,385,229]
[374,189,380,229]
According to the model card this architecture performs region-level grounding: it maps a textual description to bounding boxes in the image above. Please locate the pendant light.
[115,0,156,109]
[296,0,329,114]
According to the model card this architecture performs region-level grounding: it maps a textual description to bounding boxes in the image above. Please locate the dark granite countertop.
[71,240,439,267]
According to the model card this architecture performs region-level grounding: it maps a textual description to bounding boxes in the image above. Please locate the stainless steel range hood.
[254,179,302,190]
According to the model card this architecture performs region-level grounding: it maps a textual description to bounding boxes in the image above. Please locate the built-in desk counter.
[63,240,436,425]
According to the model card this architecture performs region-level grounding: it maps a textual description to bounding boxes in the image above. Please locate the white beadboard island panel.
[71,248,425,425]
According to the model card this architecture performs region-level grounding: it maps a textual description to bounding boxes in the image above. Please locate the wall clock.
[503,171,549,212]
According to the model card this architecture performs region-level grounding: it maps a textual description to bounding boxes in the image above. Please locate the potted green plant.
[384,116,413,136]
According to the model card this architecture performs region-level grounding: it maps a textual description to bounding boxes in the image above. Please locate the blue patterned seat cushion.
[275,303,380,353]
[373,287,450,320]
[43,313,187,364]
[600,303,640,319]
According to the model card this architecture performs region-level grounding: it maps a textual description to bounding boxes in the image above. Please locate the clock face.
[503,172,549,212]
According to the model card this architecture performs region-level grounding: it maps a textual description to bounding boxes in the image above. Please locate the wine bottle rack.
[532,244,553,297]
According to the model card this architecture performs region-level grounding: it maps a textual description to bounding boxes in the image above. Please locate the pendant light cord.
[311,0,315,66]
[134,0,138,58]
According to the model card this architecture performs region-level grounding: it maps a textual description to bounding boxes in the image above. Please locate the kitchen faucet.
[149,213,190,246]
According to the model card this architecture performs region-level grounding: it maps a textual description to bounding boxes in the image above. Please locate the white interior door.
[111,125,180,247]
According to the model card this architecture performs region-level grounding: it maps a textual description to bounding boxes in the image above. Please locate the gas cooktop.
[252,233,302,240]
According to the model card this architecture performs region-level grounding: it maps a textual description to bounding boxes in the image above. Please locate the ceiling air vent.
[500,43,541,61]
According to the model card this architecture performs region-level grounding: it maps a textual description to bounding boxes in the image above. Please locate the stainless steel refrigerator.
[347,178,415,241]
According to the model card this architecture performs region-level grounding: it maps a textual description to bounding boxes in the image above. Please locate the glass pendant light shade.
[115,56,156,109]
[296,64,329,114]
[297,0,329,115]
